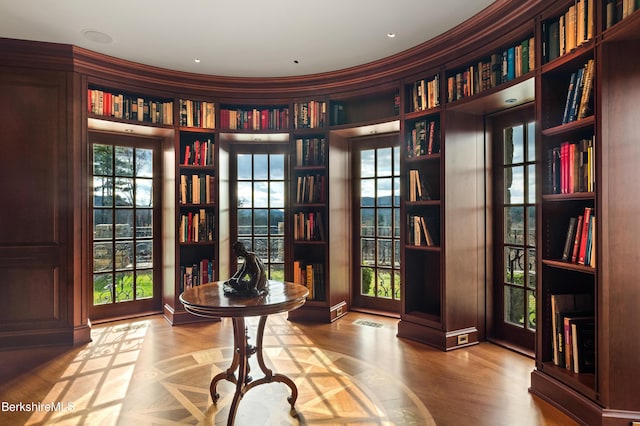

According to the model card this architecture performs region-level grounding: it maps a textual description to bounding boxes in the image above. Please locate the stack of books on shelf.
[293,211,325,241]
[408,169,432,202]
[409,75,440,112]
[407,119,440,157]
[182,139,214,166]
[550,293,595,373]
[180,258,214,291]
[447,36,534,102]
[561,207,595,267]
[180,174,215,204]
[295,137,326,166]
[179,210,215,243]
[407,215,436,247]
[219,107,289,130]
[87,88,173,125]
[543,0,595,62]
[293,101,326,128]
[606,0,640,28]
[547,137,595,194]
[292,261,325,300]
[561,59,595,124]
[179,99,215,128]
[296,174,325,204]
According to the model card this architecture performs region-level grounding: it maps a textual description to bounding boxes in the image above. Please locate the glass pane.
[136,178,153,207]
[504,125,524,165]
[270,209,285,235]
[377,147,392,176]
[504,246,525,286]
[393,177,400,206]
[115,146,134,176]
[527,121,536,161]
[93,177,113,207]
[115,241,133,270]
[270,181,285,208]
[394,239,400,268]
[504,206,524,245]
[253,182,268,207]
[527,248,536,289]
[238,209,252,235]
[361,179,374,206]
[377,178,392,206]
[361,209,374,237]
[377,239,392,266]
[115,271,134,302]
[504,285,525,327]
[361,267,374,296]
[136,270,153,300]
[115,177,134,206]
[377,208,392,237]
[377,269,392,299]
[270,237,284,262]
[527,206,536,247]
[361,149,375,178]
[237,154,252,180]
[135,148,153,178]
[254,154,268,180]
[270,154,284,179]
[254,209,268,235]
[393,208,400,238]
[527,164,536,204]
[136,241,152,268]
[393,146,400,175]
[94,273,113,305]
[237,182,252,207]
[527,290,536,330]
[394,270,401,300]
[136,209,152,237]
[93,242,112,272]
[94,210,112,239]
[270,264,284,282]
[361,238,375,265]
[504,165,524,204]
[115,210,134,238]
[93,144,113,175]
[254,237,268,260]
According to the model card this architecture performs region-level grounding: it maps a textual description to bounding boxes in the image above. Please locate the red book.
[578,207,592,265]
[571,215,583,263]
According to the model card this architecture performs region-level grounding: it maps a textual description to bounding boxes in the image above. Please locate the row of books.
[180,174,215,205]
[179,209,215,243]
[561,59,595,124]
[87,88,174,125]
[407,215,437,247]
[180,258,214,291]
[406,119,440,157]
[446,37,534,102]
[407,169,434,202]
[551,293,595,373]
[292,261,325,301]
[293,211,325,241]
[296,174,325,204]
[179,99,215,129]
[561,207,595,267]
[606,0,640,29]
[409,74,440,112]
[547,137,595,194]
[293,101,326,129]
[219,107,290,130]
[295,137,326,167]
[543,0,594,63]
[182,138,214,167]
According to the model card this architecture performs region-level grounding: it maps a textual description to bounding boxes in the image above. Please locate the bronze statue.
[223,241,268,297]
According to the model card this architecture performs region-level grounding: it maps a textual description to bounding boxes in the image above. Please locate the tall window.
[353,137,401,313]
[235,151,286,281]
[91,143,156,313]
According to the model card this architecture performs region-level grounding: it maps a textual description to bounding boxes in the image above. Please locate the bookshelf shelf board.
[542,192,595,202]
[218,131,290,143]
[405,200,441,207]
[539,362,596,399]
[87,117,174,137]
[179,241,216,246]
[404,108,442,121]
[541,259,595,274]
[603,9,640,42]
[329,120,400,137]
[541,42,595,73]
[404,244,441,252]
[406,153,441,162]
[445,76,535,115]
[403,310,441,325]
[293,240,326,246]
[542,115,595,135]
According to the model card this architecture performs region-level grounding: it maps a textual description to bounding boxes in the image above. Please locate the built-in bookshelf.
[178,99,215,129]
[219,105,289,130]
[329,85,400,127]
[87,86,173,125]
[541,0,595,64]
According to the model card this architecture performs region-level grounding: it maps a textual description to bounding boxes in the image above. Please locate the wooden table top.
[179,280,309,318]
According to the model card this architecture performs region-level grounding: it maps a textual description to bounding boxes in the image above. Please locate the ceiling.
[0,1,496,78]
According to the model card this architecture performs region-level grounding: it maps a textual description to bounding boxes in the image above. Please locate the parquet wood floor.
[0,312,578,425]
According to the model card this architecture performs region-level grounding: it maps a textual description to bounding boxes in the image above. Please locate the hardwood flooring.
[0,312,578,425]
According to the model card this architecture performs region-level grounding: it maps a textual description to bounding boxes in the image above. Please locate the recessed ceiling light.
[82,29,112,44]
[505,98,518,103]
[387,32,396,38]
[194,58,201,63]
[293,60,299,64]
